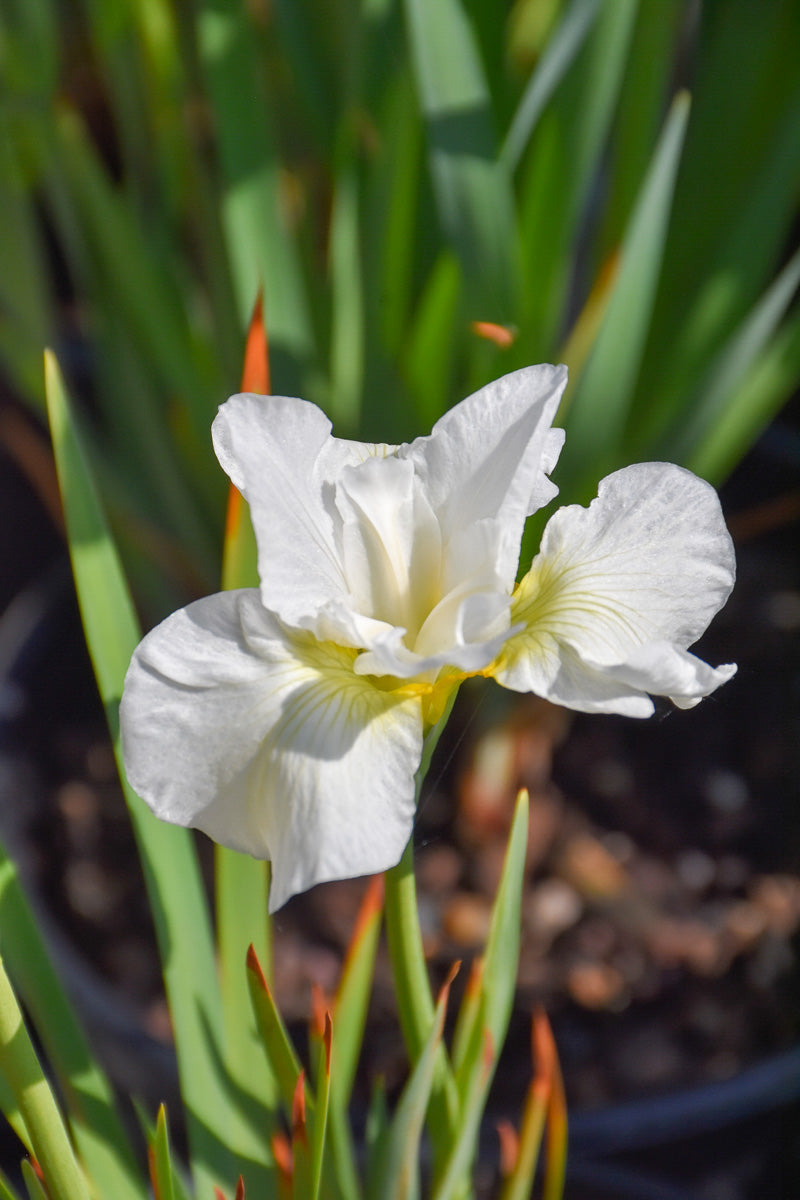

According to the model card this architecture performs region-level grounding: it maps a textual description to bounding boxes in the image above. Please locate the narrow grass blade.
[403,253,462,431]
[328,1095,360,1200]
[239,290,272,395]
[516,0,638,358]
[39,114,224,584]
[246,947,308,1120]
[0,1063,29,1152]
[496,1122,519,1186]
[309,1015,333,1200]
[329,164,364,431]
[0,1167,22,1200]
[441,791,529,1189]
[290,1073,312,1199]
[194,0,312,380]
[141,1105,191,1200]
[502,0,602,171]
[214,848,275,1172]
[45,352,234,1197]
[221,485,258,596]
[364,68,423,358]
[557,251,619,394]
[221,292,268,594]
[661,245,800,469]
[563,92,690,492]
[333,877,384,1106]
[596,2,680,254]
[75,0,154,198]
[0,0,58,101]
[216,296,275,1188]
[404,0,519,318]
[52,107,218,443]
[0,958,89,1200]
[212,1176,245,1200]
[635,85,800,457]
[375,966,456,1200]
[215,1179,246,1200]
[328,877,384,1200]
[153,0,243,386]
[450,957,483,1077]
[0,843,142,1199]
[643,0,800,393]
[0,128,52,407]
[270,0,338,150]
[19,1163,48,1200]
[272,1132,293,1200]
[542,1018,568,1200]
[499,1010,556,1200]
[454,790,529,1106]
[364,1078,389,1200]
[430,1028,494,1200]
[686,304,800,484]
[148,1106,176,1200]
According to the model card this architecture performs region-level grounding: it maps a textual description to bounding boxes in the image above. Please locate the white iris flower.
[120,366,736,910]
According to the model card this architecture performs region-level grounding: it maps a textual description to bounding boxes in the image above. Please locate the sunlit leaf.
[45,352,234,1197]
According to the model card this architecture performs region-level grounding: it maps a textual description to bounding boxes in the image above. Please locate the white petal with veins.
[495,462,736,713]
[122,369,737,907]
[121,590,423,910]
[405,364,567,583]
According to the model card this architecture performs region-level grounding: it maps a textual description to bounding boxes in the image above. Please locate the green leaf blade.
[563,91,690,492]
[0,842,143,1200]
[44,352,236,1198]
[404,0,519,319]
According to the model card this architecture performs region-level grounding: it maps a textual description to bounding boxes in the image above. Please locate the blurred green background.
[1,0,799,613]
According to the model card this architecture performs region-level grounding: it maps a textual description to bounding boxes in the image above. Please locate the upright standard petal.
[213,394,351,628]
[120,589,423,910]
[494,463,736,715]
[404,364,567,583]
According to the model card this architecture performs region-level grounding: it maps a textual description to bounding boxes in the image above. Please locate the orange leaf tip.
[241,289,271,394]
[246,943,271,993]
[292,1070,308,1145]
[272,1131,293,1179]
[324,1010,333,1075]
[496,1119,519,1177]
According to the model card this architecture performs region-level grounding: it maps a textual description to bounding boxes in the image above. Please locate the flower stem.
[383,692,462,1169]
[384,838,436,1054]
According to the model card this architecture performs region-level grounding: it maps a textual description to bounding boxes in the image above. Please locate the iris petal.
[405,364,567,583]
[123,373,737,905]
[121,589,423,910]
[494,462,736,713]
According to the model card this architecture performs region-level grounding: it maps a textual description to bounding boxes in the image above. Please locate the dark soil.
[0,397,798,1199]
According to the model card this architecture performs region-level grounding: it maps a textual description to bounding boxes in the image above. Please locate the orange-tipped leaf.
[246,946,309,1119]
[272,1132,293,1200]
[222,291,269,591]
[541,1012,568,1200]
[499,1007,559,1200]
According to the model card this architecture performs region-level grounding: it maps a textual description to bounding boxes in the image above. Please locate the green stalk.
[383,696,461,1174]
[0,959,89,1200]
[383,839,437,1057]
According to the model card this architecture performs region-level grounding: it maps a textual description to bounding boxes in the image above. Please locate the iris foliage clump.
[0,1,797,1198]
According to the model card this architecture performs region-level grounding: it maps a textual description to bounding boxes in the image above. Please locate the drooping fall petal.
[494,462,736,714]
[121,590,422,909]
